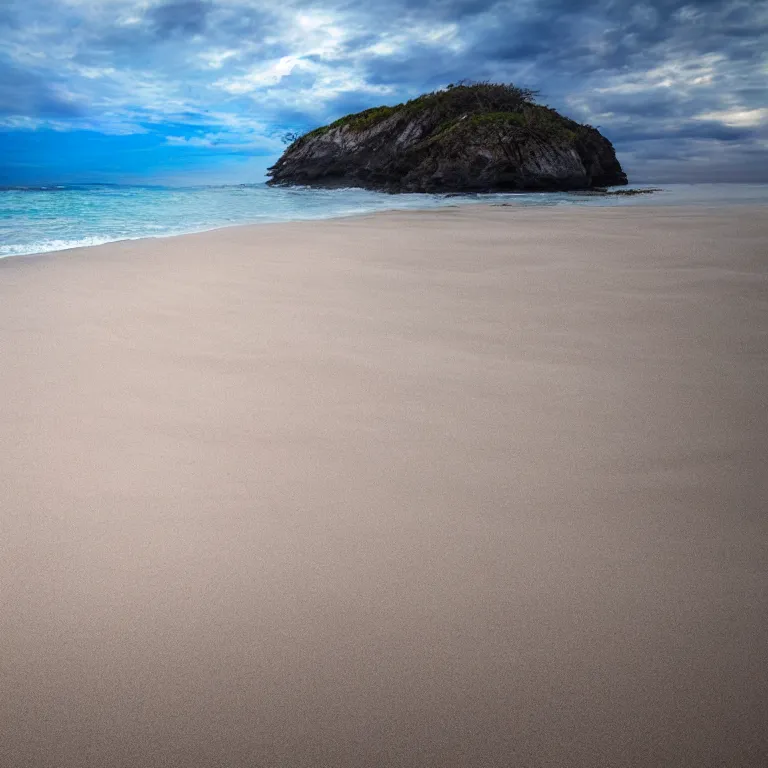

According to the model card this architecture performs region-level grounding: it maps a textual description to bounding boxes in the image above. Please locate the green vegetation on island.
[269,82,628,192]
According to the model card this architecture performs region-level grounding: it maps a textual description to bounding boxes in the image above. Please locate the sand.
[1,205,767,767]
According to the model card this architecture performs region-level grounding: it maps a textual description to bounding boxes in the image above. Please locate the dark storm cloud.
[148,0,212,37]
[612,121,754,144]
[91,1,216,53]
[0,59,83,118]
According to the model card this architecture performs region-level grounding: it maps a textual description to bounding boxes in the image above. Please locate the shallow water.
[1,182,766,258]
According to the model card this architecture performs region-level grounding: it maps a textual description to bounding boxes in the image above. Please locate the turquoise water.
[1,183,766,258]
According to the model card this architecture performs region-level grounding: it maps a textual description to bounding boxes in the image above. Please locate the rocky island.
[267,83,628,193]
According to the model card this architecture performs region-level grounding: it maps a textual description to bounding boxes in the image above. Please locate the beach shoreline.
[2,198,765,263]
[2,204,767,767]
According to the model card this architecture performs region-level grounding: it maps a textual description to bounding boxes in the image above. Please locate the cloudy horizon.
[1,0,767,186]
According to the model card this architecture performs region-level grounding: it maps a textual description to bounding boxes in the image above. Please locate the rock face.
[267,84,628,193]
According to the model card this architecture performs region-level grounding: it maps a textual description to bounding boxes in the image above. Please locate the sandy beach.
[1,205,767,767]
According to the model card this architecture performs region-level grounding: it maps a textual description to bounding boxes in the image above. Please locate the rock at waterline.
[267,83,628,193]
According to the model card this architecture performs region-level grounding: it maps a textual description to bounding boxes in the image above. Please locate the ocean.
[1,182,766,259]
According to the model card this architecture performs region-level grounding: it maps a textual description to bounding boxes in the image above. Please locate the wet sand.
[1,205,767,767]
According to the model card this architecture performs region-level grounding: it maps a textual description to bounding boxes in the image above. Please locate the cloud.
[148,0,211,38]
[0,59,85,118]
[216,55,304,93]
[164,129,283,152]
[695,107,768,127]
[0,0,766,182]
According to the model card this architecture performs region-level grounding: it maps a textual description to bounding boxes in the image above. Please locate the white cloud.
[198,49,240,70]
[361,23,464,57]
[75,66,117,79]
[595,54,726,95]
[0,115,148,134]
[216,55,303,93]
[695,108,768,128]
[166,135,215,146]
[165,130,285,153]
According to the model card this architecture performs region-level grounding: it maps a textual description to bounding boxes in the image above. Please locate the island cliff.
[267,83,628,193]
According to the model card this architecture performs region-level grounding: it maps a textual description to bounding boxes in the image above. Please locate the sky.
[1,0,767,186]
